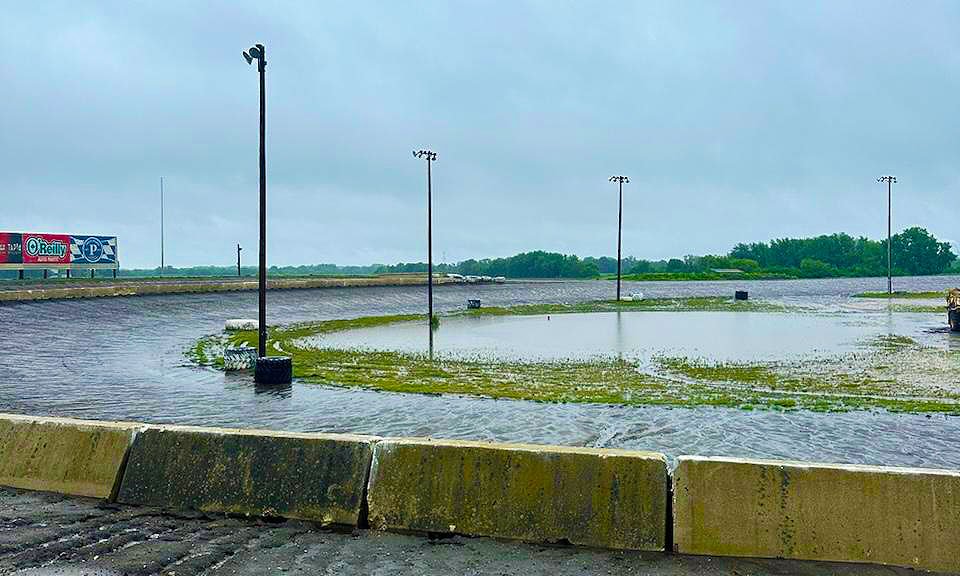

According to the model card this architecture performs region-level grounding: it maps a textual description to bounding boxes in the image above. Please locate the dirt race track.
[1,488,949,576]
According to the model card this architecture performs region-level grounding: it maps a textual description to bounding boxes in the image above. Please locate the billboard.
[0,232,118,270]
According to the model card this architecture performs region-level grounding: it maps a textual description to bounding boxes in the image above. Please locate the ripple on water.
[1,277,959,470]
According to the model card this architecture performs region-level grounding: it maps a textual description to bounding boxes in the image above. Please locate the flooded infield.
[313,310,956,362]
[2,276,960,469]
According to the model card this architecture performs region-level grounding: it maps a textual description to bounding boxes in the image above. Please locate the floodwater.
[1,275,960,469]
[315,310,954,362]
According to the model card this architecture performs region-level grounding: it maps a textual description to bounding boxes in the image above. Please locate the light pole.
[609,175,629,301]
[878,175,897,294]
[160,176,164,276]
[413,149,437,353]
[243,42,290,385]
[243,43,268,359]
[237,243,242,277]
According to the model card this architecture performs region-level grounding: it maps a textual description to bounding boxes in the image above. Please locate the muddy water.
[1,276,959,469]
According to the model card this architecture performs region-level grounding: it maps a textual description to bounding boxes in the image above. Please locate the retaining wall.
[0,413,140,499]
[116,424,378,525]
[366,438,669,550]
[673,455,960,573]
[0,275,454,302]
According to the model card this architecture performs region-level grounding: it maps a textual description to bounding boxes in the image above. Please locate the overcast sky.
[2,1,958,268]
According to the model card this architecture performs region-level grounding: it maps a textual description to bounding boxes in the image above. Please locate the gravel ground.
[1,488,952,576]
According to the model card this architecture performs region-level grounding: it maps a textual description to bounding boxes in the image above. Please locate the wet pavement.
[1,277,960,470]
[2,487,951,576]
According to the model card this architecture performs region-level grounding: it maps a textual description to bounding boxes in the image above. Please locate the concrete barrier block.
[673,456,960,573]
[366,438,669,550]
[0,413,140,499]
[116,425,378,525]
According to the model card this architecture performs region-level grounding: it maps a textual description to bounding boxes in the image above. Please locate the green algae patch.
[367,438,669,550]
[117,425,376,525]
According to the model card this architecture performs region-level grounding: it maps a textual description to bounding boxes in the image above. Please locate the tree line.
[2,227,955,281]
[377,228,957,279]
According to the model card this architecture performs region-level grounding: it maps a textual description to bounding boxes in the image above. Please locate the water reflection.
[254,381,293,398]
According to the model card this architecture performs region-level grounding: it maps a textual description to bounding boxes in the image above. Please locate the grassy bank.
[189,298,960,415]
[852,291,948,299]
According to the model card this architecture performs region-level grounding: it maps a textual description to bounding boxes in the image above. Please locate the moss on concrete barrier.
[116,424,378,525]
[0,413,139,499]
[673,455,960,573]
[6,413,960,571]
[366,438,669,550]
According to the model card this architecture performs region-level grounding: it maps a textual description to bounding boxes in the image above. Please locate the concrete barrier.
[0,413,140,499]
[116,424,378,525]
[673,456,960,573]
[366,438,669,550]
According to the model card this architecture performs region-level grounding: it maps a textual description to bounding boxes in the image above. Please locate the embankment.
[0,275,453,302]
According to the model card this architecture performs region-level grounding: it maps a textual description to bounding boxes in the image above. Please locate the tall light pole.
[413,149,437,353]
[237,243,242,277]
[243,42,290,385]
[244,43,268,359]
[160,176,164,276]
[609,175,629,301]
[878,175,897,294]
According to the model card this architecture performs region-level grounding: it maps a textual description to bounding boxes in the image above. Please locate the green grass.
[853,291,947,299]
[460,296,799,316]
[188,301,960,415]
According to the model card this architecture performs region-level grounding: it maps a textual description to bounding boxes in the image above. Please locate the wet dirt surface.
[2,487,952,576]
[2,277,960,470]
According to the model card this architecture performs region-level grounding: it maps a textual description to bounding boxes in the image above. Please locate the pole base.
[255,356,292,384]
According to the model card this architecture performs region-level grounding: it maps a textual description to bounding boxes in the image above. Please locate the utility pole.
[878,176,897,294]
[413,149,437,354]
[237,244,242,277]
[609,176,629,301]
[160,176,165,276]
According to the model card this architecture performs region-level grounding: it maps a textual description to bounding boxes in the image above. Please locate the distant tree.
[799,258,836,278]
[666,258,687,273]
[891,227,957,275]
[628,260,653,274]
